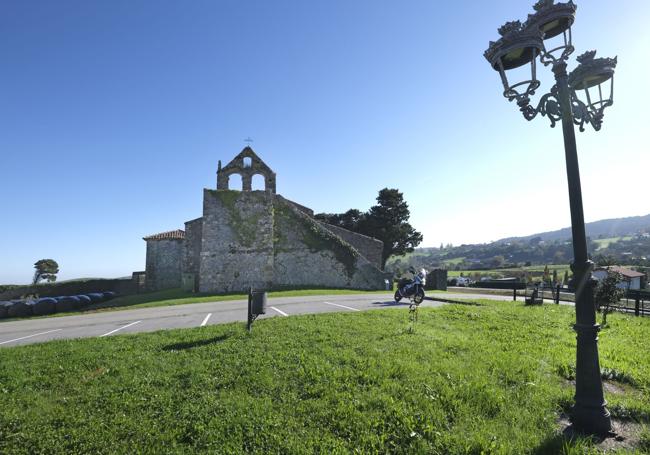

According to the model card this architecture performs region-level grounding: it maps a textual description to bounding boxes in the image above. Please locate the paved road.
[0,292,519,348]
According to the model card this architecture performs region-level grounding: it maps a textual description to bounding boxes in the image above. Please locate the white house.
[593,266,645,290]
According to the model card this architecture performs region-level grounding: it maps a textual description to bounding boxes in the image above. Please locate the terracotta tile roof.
[143,229,185,241]
[597,266,645,278]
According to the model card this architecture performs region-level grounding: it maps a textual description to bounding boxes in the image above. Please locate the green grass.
[1,300,648,454]
[442,256,466,266]
[593,236,632,250]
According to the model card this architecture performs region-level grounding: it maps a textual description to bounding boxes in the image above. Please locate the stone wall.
[283,198,314,217]
[318,222,384,270]
[145,238,183,291]
[273,197,385,290]
[199,190,275,293]
[182,217,203,291]
[196,190,385,292]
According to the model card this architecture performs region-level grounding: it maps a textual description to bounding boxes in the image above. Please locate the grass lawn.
[1,300,649,453]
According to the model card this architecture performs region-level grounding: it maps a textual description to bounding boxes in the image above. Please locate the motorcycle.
[394,268,427,304]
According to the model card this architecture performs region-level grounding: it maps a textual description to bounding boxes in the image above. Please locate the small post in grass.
[247,287,267,333]
[408,303,419,333]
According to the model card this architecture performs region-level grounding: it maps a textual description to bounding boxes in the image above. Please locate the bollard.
[247,287,267,333]
[513,288,517,301]
[635,293,640,317]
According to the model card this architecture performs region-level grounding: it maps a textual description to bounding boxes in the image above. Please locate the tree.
[357,188,423,268]
[594,254,617,267]
[490,255,505,268]
[552,269,558,285]
[314,209,364,232]
[594,270,625,326]
[33,259,59,284]
[315,188,423,269]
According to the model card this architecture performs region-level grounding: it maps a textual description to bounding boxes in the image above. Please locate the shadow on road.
[162,334,231,351]
[371,300,408,307]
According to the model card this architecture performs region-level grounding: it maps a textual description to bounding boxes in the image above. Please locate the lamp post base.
[571,322,612,435]
[570,403,612,435]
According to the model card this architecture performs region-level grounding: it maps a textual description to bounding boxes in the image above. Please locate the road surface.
[0,291,519,348]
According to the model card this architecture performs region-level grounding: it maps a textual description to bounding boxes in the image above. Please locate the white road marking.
[270,306,288,317]
[200,313,212,327]
[0,329,63,346]
[99,320,141,337]
[323,301,361,312]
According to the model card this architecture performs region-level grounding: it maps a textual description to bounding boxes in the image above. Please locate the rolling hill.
[498,213,650,243]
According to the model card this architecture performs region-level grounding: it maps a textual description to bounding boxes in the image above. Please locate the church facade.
[143,147,386,293]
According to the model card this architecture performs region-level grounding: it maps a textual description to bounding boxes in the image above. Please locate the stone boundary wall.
[318,222,384,270]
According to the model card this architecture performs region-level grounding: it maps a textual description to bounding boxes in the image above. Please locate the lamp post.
[484,0,617,435]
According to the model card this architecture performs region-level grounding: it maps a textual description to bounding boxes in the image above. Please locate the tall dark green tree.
[33,259,59,284]
[357,188,423,268]
[314,209,363,232]
[314,188,423,269]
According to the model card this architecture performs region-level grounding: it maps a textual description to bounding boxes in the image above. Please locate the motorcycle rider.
[395,267,426,304]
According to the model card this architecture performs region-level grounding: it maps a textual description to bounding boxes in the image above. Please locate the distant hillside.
[386,213,650,275]
[498,214,650,243]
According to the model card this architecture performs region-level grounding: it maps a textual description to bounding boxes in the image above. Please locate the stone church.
[143,147,386,293]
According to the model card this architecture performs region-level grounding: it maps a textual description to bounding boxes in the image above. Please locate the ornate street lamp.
[484,0,617,435]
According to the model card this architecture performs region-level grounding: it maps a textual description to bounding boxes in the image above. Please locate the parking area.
[0,291,515,348]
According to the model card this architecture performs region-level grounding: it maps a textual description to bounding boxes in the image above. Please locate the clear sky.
[1,0,649,283]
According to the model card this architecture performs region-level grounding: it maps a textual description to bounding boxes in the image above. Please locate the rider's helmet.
[408,267,416,275]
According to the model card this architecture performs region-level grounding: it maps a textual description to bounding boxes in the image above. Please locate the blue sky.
[1,0,649,283]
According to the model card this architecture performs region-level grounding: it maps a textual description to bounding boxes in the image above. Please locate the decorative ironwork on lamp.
[525,0,577,65]
[484,20,544,103]
[569,51,617,131]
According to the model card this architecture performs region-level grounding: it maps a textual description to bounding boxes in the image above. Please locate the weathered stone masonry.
[144,147,385,292]
[143,231,184,291]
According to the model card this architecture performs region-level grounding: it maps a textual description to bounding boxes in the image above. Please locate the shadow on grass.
[532,425,588,454]
[532,423,631,454]
[162,334,231,351]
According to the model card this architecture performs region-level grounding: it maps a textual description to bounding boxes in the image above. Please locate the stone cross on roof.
[216,146,276,193]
